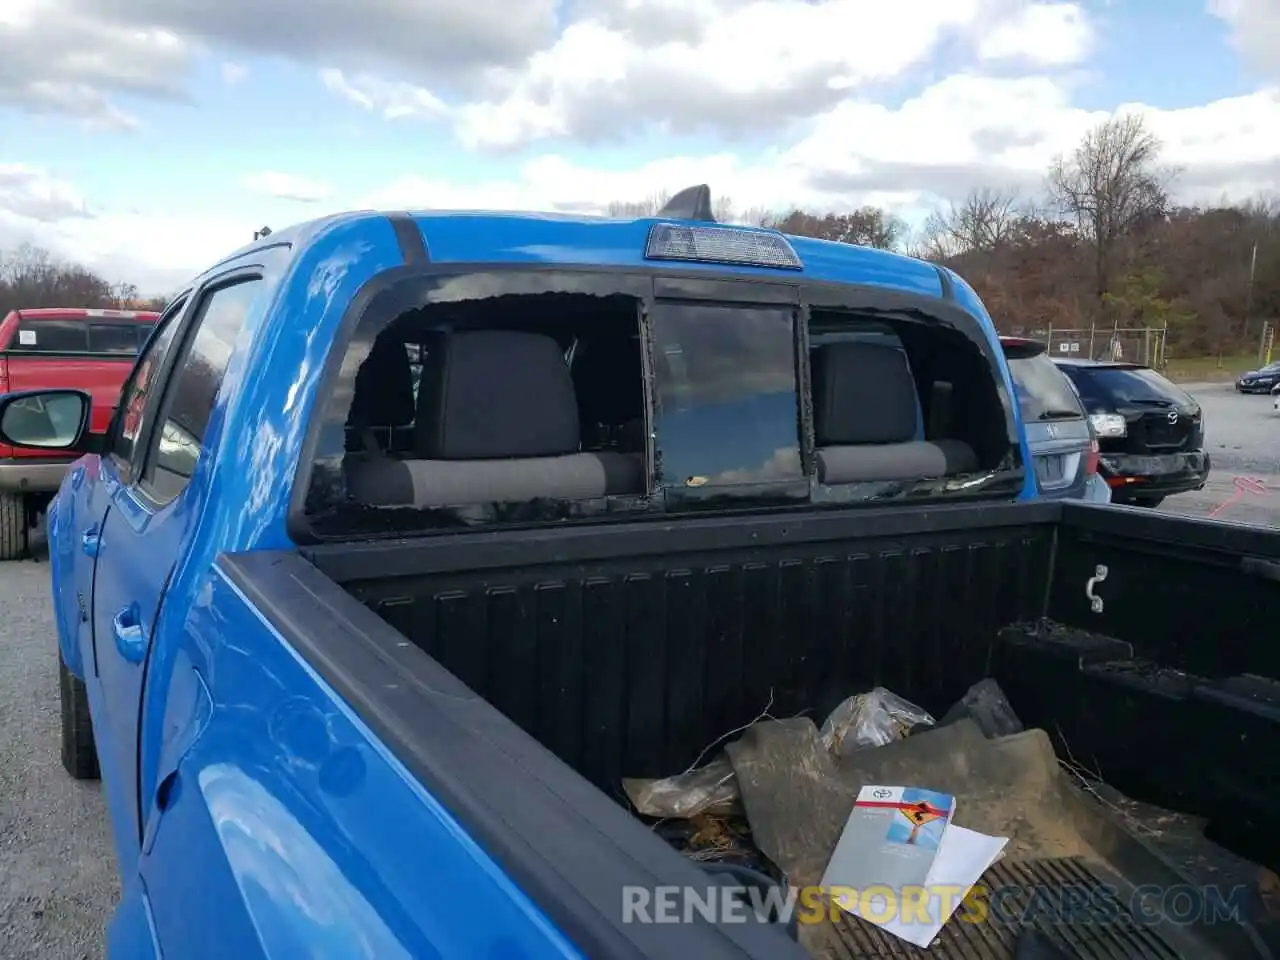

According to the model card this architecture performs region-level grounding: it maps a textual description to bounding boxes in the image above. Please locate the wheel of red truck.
[59,658,100,780]
[0,493,26,562]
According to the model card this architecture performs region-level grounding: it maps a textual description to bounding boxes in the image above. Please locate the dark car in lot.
[1054,358,1209,507]
[1236,362,1280,393]
[999,337,1101,500]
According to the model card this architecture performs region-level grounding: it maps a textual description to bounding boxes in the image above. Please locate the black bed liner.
[223,499,1280,959]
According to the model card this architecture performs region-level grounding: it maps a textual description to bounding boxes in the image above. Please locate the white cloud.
[454,0,991,149]
[221,62,249,86]
[0,165,91,222]
[319,69,448,120]
[0,167,244,294]
[362,80,1280,218]
[0,0,189,127]
[978,3,1094,66]
[1210,0,1280,80]
[241,171,334,203]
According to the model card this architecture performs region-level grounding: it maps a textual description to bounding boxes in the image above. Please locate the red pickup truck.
[0,307,158,559]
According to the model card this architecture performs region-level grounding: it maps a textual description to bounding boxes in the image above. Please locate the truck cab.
[2,191,1276,960]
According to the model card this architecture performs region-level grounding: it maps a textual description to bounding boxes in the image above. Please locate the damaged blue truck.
[4,187,1278,959]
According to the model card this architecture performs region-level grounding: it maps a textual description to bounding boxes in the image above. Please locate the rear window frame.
[289,264,1027,545]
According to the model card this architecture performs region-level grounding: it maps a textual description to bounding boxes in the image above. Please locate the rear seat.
[346,329,645,507]
[812,341,978,483]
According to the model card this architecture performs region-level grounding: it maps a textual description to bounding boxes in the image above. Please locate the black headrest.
[812,341,917,445]
[348,333,416,428]
[415,330,580,459]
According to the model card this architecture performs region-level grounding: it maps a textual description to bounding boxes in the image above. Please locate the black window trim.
[106,293,194,486]
[130,268,264,510]
[286,262,1025,546]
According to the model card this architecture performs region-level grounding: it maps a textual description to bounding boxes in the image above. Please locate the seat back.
[345,329,643,507]
[812,341,977,483]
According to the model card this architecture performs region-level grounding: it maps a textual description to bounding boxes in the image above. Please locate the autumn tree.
[1047,115,1174,308]
[0,243,116,315]
[772,207,905,249]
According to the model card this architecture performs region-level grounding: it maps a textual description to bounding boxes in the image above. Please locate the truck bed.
[221,500,1280,959]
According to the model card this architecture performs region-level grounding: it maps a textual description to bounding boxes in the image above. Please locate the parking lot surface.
[0,381,1274,958]
[0,539,117,960]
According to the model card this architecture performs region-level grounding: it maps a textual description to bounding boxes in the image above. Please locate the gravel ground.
[0,383,1272,960]
[0,535,118,960]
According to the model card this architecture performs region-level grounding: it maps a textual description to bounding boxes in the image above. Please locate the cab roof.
[212,189,954,301]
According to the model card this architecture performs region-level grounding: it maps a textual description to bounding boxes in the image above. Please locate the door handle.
[81,527,100,558]
[112,606,146,663]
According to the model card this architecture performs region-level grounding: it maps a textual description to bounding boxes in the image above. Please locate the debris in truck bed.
[936,678,1024,739]
[819,687,935,756]
[651,811,775,874]
[721,716,1192,958]
[625,686,931,821]
[625,677,1224,958]
[623,754,739,819]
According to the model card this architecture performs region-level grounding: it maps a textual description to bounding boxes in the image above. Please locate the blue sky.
[0,0,1276,293]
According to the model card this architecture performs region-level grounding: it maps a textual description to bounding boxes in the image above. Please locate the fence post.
[1087,323,1096,358]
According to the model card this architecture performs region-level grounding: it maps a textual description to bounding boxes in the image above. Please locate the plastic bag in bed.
[819,687,934,757]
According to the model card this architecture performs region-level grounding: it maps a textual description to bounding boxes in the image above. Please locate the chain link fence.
[1030,324,1168,368]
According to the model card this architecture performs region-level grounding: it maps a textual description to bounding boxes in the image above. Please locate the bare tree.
[738,206,781,228]
[712,195,737,224]
[925,187,1024,257]
[111,281,140,307]
[1047,115,1175,305]
[606,190,672,218]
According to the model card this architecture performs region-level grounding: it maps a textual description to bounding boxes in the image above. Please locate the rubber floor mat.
[799,856,1182,960]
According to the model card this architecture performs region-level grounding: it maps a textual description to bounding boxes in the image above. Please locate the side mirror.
[0,389,94,452]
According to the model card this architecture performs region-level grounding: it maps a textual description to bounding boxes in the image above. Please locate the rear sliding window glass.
[1074,366,1192,407]
[1007,353,1085,421]
[88,323,147,355]
[8,320,88,352]
[649,302,802,487]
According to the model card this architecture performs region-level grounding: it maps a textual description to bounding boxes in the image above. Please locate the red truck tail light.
[0,355,8,393]
[1085,439,1099,476]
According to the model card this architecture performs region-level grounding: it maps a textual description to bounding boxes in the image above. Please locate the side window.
[109,300,189,476]
[649,301,802,487]
[143,278,263,504]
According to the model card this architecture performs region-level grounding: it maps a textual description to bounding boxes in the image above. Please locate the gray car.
[1001,337,1107,502]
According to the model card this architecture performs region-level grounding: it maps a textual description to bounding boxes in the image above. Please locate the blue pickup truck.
[3,188,1278,959]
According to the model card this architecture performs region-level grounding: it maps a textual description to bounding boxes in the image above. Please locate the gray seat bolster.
[816,439,978,484]
[346,451,644,507]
